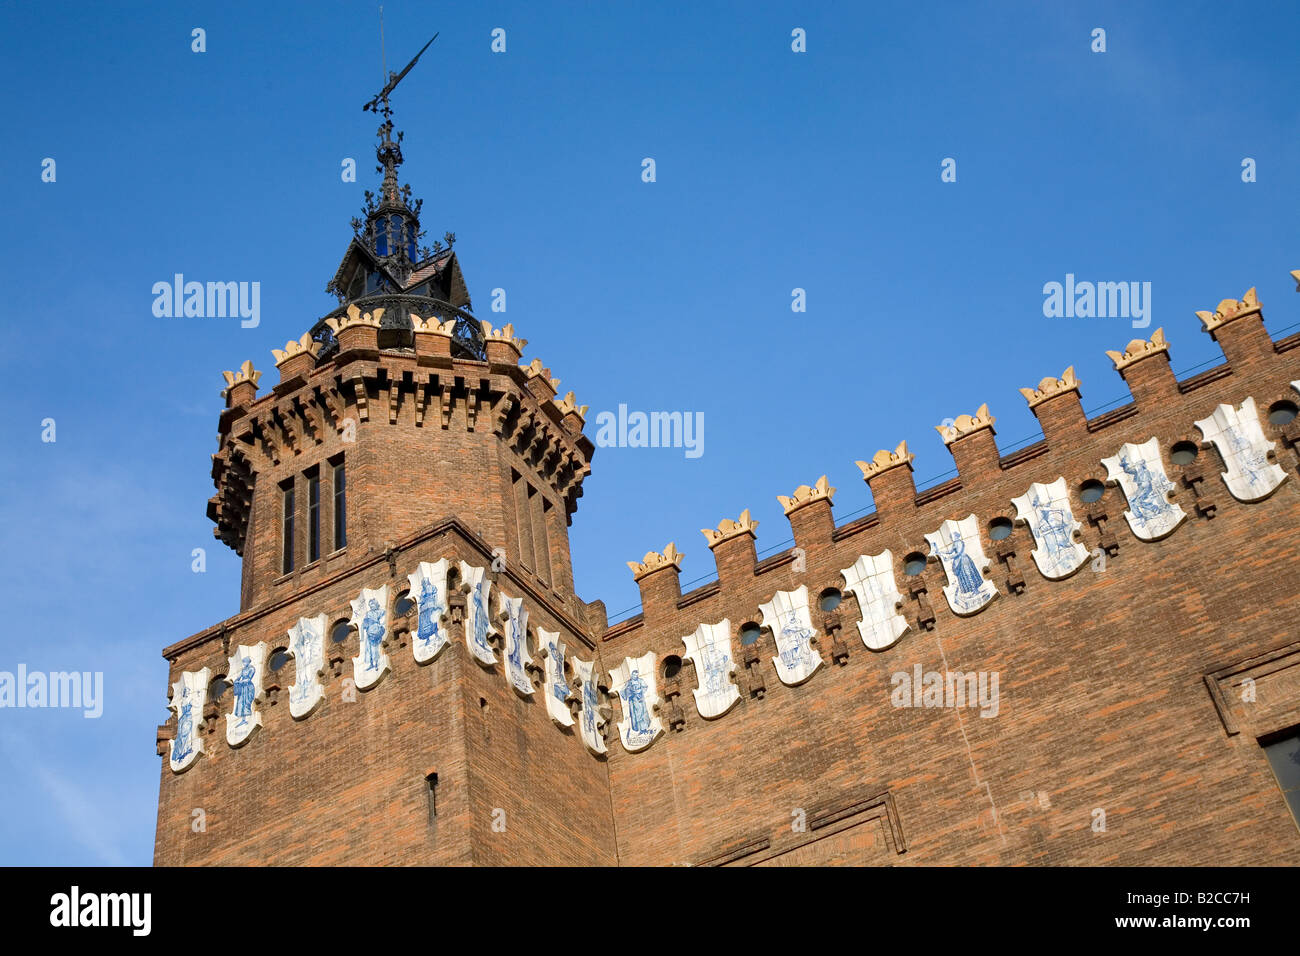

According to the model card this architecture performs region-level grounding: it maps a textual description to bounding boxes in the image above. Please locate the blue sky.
[0,0,1297,865]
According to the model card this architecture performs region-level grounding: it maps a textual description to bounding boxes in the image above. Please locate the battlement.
[598,277,1300,759]
[209,312,594,613]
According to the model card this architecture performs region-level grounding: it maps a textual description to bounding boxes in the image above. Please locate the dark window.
[395,590,414,617]
[1262,730,1300,828]
[270,648,290,672]
[1268,400,1298,426]
[1170,441,1198,466]
[1079,479,1105,503]
[281,482,295,574]
[989,517,1014,540]
[740,623,761,646]
[903,552,927,576]
[307,473,320,563]
[333,463,347,550]
[818,588,842,612]
[425,772,438,823]
[663,655,682,680]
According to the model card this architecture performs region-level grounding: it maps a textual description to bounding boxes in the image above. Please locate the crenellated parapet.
[520,357,561,402]
[272,333,324,386]
[325,303,385,356]
[778,476,836,554]
[1019,367,1080,408]
[208,315,595,600]
[1196,287,1272,370]
[221,360,261,410]
[480,320,528,365]
[554,391,589,434]
[1020,367,1087,445]
[937,403,1000,480]
[857,441,917,522]
[595,289,1300,756]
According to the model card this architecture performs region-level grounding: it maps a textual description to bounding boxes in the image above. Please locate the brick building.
[154,114,1300,867]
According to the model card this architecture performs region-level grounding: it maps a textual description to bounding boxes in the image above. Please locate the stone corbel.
[742,641,766,699]
[994,539,1027,595]
[1178,458,1217,519]
[440,386,454,429]
[824,611,850,666]
[1085,500,1120,556]
[492,393,517,437]
[908,577,937,631]
[348,374,370,423]
[466,390,480,432]
[662,680,687,732]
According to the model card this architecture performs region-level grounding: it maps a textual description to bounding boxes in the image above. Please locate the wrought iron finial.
[363,31,438,119]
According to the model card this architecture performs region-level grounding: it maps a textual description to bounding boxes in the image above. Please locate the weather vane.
[363,9,437,119]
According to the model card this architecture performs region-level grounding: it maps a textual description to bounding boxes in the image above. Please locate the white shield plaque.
[1011,477,1090,580]
[286,614,327,719]
[169,666,211,774]
[225,642,268,747]
[1195,398,1287,502]
[1101,437,1186,541]
[349,584,391,690]
[758,585,821,686]
[681,619,741,719]
[407,558,451,663]
[840,551,910,650]
[925,515,999,616]
[609,652,664,753]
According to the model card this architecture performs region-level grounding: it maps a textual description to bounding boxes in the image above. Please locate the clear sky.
[1,0,1297,865]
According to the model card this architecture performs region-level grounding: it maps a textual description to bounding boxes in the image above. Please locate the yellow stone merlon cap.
[856,441,913,481]
[701,509,759,547]
[935,404,995,445]
[521,357,561,391]
[1106,327,1169,371]
[777,475,835,516]
[554,391,589,420]
[221,359,261,390]
[1018,367,1079,409]
[627,542,683,581]
[480,319,528,351]
[1196,287,1260,333]
[271,332,323,366]
[411,313,458,336]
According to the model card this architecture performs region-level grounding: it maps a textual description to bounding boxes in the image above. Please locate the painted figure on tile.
[698,631,729,697]
[417,577,442,648]
[173,689,194,762]
[935,529,983,604]
[624,669,652,738]
[231,656,256,728]
[549,639,567,705]
[779,610,815,674]
[1029,486,1073,559]
[1119,453,1166,522]
[362,598,386,672]
[582,678,599,738]
[471,581,490,654]
[292,630,316,706]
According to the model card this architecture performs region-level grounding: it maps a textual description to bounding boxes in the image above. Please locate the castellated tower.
[155,107,1300,864]
[155,117,616,865]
